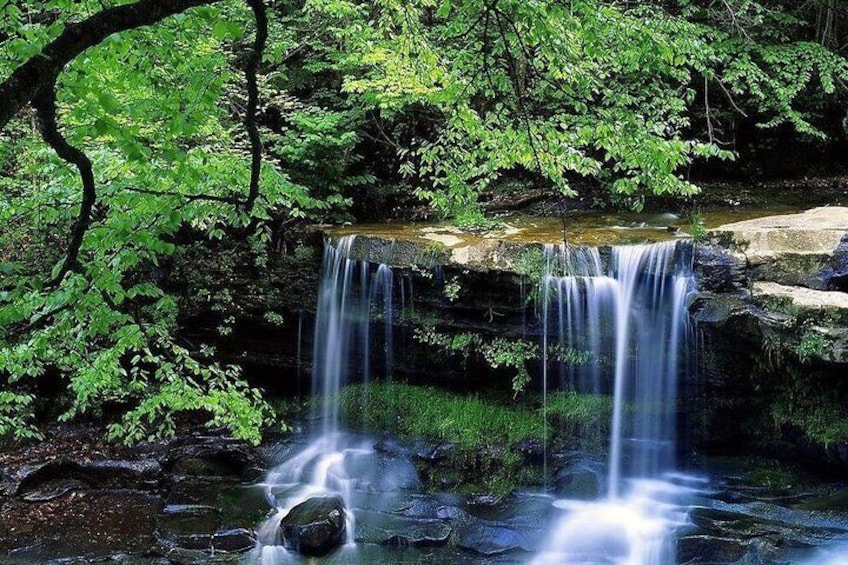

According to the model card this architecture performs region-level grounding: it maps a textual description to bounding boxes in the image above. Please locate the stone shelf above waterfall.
[315,206,825,273]
[709,206,848,289]
[317,216,692,271]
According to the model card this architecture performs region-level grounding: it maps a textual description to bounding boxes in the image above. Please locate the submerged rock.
[677,534,750,563]
[354,508,452,547]
[163,528,256,553]
[279,496,346,556]
[157,504,222,539]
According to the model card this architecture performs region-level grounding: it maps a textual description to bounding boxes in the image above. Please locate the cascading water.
[536,240,698,565]
[257,235,702,563]
[256,236,397,561]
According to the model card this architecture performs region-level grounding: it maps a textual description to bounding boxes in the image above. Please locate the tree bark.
[32,88,96,280]
[244,0,268,213]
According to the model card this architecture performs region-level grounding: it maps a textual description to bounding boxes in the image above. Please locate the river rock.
[677,534,749,563]
[279,496,346,556]
[710,207,848,287]
[694,243,747,293]
[158,504,222,538]
[165,528,256,553]
[434,495,549,556]
[354,508,452,547]
[10,458,162,498]
[162,435,261,480]
[552,460,602,500]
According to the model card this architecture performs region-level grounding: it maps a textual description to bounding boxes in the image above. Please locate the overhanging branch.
[0,0,225,131]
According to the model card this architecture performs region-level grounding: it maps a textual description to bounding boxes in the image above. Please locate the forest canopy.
[1,0,847,443]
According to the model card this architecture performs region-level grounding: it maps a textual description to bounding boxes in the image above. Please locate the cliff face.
[170,208,848,471]
[688,208,848,469]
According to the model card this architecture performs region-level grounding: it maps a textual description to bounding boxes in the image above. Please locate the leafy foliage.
[309,0,848,218]
[413,326,538,395]
[0,0,294,444]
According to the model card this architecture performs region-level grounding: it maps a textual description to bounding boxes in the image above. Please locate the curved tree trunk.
[0,0,268,282]
[32,88,96,280]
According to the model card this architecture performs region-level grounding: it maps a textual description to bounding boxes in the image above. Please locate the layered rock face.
[691,207,848,468]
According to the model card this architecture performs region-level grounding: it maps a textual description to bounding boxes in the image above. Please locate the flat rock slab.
[753,282,848,312]
[710,207,848,287]
[0,490,162,561]
[354,509,452,547]
[753,282,848,363]
[712,206,848,258]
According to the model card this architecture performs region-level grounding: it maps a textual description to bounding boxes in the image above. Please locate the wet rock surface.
[0,426,267,563]
[279,496,347,556]
[4,430,848,563]
[694,243,748,293]
[552,459,603,500]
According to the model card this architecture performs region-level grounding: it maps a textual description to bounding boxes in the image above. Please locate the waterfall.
[536,240,695,565]
[311,236,395,440]
[257,236,396,558]
[260,235,697,563]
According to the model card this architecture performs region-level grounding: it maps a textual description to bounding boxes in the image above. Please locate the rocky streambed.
[5,425,848,564]
[0,426,267,563]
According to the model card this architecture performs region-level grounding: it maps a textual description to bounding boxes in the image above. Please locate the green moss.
[750,462,797,490]
[545,391,613,451]
[772,395,848,447]
[340,383,543,446]
[338,383,614,494]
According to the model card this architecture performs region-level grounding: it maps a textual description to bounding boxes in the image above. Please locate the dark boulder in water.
[552,460,602,500]
[280,496,346,556]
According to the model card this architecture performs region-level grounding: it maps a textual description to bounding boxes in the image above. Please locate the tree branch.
[32,88,96,282]
[123,186,241,204]
[0,0,225,131]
